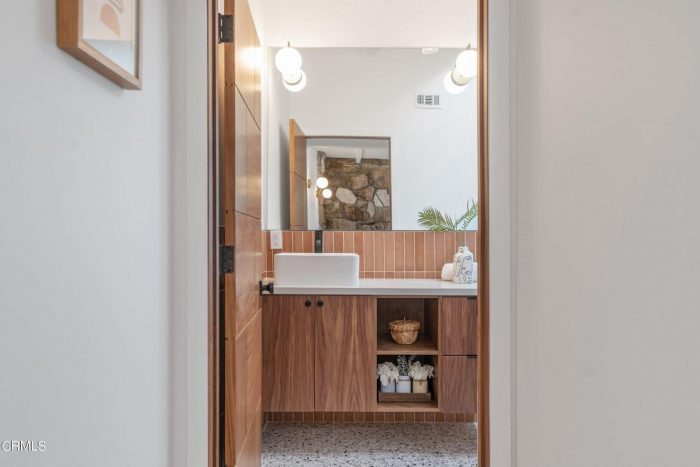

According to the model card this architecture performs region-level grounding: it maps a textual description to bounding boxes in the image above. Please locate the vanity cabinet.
[262,295,315,412]
[440,297,478,356]
[439,356,478,413]
[262,295,376,413]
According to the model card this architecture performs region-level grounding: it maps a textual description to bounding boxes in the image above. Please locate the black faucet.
[314,230,323,253]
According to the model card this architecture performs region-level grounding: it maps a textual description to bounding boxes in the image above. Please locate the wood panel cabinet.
[262,295,315,412]
[440,297,478,356]
[314,296,377,412]
[439,356,477,414]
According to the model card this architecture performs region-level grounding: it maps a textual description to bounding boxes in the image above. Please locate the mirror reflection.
[265,47,478,231]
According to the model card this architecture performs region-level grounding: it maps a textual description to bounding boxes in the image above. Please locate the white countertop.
[271,279,477,297]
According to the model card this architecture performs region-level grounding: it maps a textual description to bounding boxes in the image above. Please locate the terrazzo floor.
[262,422,477,466]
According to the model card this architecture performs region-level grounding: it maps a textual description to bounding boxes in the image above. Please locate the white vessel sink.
[274,253,360,287]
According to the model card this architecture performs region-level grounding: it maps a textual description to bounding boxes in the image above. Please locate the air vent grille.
[414,93,442,109]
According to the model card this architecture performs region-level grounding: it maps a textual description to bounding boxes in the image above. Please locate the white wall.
[266,47,479,230]
[264,48,291,230]
[512,1,700,466]
[0,1,201,465]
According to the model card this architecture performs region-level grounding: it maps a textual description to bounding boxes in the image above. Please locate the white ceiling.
[309,138,391,160]
[248,0,477,48]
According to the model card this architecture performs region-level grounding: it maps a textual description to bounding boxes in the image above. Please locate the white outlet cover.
[270,230,283,250]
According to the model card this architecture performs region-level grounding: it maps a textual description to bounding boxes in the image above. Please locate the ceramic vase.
[412,379,428,393]
[379,381,396,393]
[441,263,455,281]
[452,246,474,284]
[396,376,411,393]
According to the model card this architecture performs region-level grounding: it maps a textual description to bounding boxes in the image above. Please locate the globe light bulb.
[444,69,470,95]
[455,47,478,78]
[274,46,302,75]
[316,177,329,189]
[283,70,307,92]
[321,188,333,199]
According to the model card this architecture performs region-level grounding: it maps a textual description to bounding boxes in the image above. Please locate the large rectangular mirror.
[265,46,478,231]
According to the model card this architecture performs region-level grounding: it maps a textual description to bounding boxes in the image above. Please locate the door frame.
[205,1,492,465]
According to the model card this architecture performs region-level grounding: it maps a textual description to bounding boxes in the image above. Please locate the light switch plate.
[270,230,283,250]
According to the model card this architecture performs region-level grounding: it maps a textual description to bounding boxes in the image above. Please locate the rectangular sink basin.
[274,253,360,287]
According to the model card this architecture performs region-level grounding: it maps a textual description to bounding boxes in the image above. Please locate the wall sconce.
[444,44,477,95]
[275,43,307,92]
[316,177,329,189]
[321,188,333,199]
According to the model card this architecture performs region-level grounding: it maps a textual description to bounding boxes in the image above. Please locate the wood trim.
[477,0,490,465]
[208,0,220,465]
[56,0,142,89]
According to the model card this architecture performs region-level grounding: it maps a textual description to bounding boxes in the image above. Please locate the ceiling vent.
[414,93,442,109]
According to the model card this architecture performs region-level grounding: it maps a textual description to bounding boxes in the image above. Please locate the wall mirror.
[263,42,478,231]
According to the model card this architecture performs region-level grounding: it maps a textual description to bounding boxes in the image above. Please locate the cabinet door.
[262,295,315,412]
[439,356,478,414]
[440,297,478,355]
[314,296,376,412]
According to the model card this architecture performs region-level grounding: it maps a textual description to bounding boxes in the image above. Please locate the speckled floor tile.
[262,422,477,466]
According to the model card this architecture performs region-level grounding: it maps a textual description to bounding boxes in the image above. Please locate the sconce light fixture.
[444,44,477,95]
[321,188,333,199]
[316,177,329,189]
[275,43,307,92]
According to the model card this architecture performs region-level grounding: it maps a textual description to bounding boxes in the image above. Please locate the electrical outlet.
[270,230,283,250]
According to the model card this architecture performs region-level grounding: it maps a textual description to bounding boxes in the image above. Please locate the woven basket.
[388,319,420,345]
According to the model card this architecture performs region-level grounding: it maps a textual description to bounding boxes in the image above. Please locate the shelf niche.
[376,297,440,355]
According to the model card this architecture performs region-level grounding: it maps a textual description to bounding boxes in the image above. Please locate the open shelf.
[376,401,440,412]
[377,334,438,355]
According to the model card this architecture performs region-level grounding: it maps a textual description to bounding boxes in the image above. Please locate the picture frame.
[57,0,142,90]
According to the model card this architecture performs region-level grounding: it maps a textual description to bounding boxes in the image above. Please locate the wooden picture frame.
[57,0,142,90]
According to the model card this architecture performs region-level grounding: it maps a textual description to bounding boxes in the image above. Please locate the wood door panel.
[314,296,376,412]
[230,212,262,338]
[262,296,315,412]
[233,310,262,460]
[234,91,262,220]
[234,0,255,113]
[439,356,477,414]
[440,297,478,355]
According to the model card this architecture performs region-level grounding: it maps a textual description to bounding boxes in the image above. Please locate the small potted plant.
[396,355,416,393]
[377,361,399,393]
[408,361,435,394]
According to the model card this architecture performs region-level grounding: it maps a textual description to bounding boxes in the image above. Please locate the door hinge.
[220,245,235,274]
[218,14,233,43]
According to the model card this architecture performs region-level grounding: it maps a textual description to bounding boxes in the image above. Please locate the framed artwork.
[57,0,142,90]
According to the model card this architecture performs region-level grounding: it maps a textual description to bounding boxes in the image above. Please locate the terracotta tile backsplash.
[262,231,477,279]
[264,411,475,423]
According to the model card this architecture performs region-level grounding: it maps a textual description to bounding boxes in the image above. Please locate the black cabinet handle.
[304,300,312,308]
[316,300,324,308]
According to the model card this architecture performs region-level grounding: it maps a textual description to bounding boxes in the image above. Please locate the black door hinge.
[218,14,233,43]
[220,245,235,274]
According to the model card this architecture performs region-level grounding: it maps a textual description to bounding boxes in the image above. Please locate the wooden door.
[314,296,376,412]
[262,296,315,412]
[439,356,478,414]
[219,0,263,464]
[289,119,308,230]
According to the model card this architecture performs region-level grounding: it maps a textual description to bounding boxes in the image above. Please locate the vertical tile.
[315,412,324,422]
[354,412,365,423]
[292,232,303,253]
[404,232,415,272]
[384,232,395,272]
[304,412,314,422]
[282,231,293,253]
[323,231,333,252]
[363,232,375,272]
[423,232,435,273]
[415,232,425,272]
[364,412,375,423]
[272,412,283,422]
[415,412,425,423]
[394,232,405,271]
[424,412,435,423]
[394,412,405,423]
[404,412,415,422]
[456,413,466,423]
[435,412,445,423]
[354,232,364,272]
[466,230,478,261]
[445,413,456,423]
[343,232,354,253]
[333,232,344,253]
[324,412,334,422]
[374,412,384,423]
[374,232,385,273]
[434,233,446,271]
[384,412,394,423]
[303,231,314,253]
[444,232,456,261]
[293,412,304,422]
[343,412,353,423]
